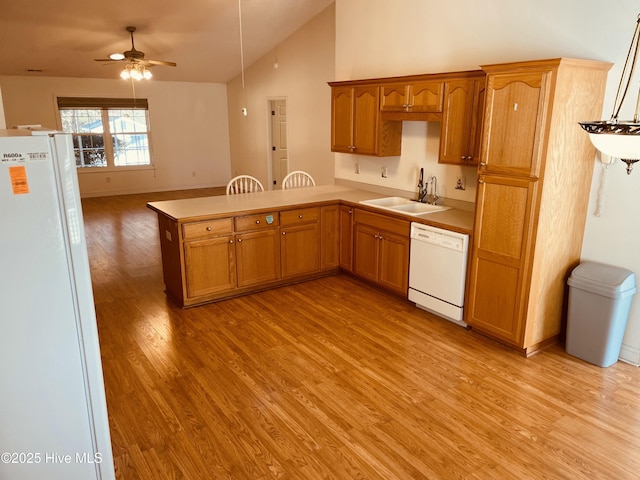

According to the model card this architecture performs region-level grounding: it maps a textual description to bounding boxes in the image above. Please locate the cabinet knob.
[298,214,303,219]
[229,239,233,244]
[478,178,485,184]
[237,238,242,242]
[348,209,353,214]
[479,161,487,167]
[282,231,286,235]
[206,226,212,231]
[256,220,261,224]
[461,155,467,161]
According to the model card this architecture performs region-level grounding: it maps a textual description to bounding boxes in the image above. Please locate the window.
[57,97,152,169]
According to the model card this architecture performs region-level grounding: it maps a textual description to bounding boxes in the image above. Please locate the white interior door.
[270,99,287,189]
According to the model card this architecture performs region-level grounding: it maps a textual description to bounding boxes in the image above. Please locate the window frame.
[56,97,154,173]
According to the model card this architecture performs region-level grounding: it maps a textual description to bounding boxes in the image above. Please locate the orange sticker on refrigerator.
[9,165,29,194]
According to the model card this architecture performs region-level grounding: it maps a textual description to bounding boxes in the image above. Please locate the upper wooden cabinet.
[330,84,402,156]
[330,70,485,156]
[467,58,612,355]
[479,70,551,177]
[380,81,444,113]
[439,76,486,166]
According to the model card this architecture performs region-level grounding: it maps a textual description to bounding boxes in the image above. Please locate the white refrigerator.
[0,129,115,479]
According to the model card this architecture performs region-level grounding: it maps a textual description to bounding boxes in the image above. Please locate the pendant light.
[580,14,640,175]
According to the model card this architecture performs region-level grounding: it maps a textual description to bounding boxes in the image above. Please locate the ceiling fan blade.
[147,60,177,67]
[95,58,122,62]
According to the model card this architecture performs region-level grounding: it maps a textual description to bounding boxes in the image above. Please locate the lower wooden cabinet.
[184,236,236,298]
[280,207,320,278]
[321,205,340,270]
[154,201,412,307]
[467,175,537,345]
[352,209,410,297]
[235,229,280,287]
[338,205,354,272]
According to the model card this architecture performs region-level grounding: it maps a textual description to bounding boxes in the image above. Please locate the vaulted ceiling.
[0,0,334,83]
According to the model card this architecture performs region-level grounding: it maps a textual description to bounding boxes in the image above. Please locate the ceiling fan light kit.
[120,63,152,80]
[95,26,176,81]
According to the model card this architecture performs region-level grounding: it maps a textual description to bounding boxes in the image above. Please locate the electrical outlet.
[381,166,388,178]
[354,162,360,174]
[455,176,466,190]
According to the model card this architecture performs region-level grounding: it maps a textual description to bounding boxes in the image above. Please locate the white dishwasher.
[408,223,469,327]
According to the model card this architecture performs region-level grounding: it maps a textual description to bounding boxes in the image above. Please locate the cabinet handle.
[206,226,212,231]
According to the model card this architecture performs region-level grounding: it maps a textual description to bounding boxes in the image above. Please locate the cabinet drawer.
[353,208,410,236]
[235,212,279,232]
[183,218,233,240]
[280,207,319,226]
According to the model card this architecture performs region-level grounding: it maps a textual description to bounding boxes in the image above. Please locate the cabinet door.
[380,83,409,112]
[321,205,340,270]
[339,205,354,272]
[235,229,280,287]
[467,175,538,345]
[469,79,486,163]
[281,223,320,278]
[439,79,475,165]
[353,224,380,283]
[352,85,380,155]
[378,231,410,296]
[408,81,444,112]
[184,235,235,298]
[480,71,551,177]
[331,86,354,153]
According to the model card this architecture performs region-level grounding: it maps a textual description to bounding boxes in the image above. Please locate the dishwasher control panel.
[410,223,468,252]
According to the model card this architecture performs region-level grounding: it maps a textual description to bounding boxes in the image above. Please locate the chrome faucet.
[417,168,428,202]
[426,176,438,205]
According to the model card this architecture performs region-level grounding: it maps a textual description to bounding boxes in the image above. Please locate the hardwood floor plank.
[82,189,640,479]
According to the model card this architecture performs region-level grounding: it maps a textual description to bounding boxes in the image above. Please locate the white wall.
[0,75,231,197]
[227,4,335,188]
[335,0,640,364]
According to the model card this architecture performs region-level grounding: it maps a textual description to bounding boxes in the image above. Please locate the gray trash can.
[566,261,636,367]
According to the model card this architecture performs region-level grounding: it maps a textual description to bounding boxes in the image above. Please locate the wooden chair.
[282,171,316,189]
[226,175,264,195]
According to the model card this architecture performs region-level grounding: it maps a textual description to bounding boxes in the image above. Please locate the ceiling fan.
[95,26,176,79]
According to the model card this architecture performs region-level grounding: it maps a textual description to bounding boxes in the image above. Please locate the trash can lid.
[568,261,637,298]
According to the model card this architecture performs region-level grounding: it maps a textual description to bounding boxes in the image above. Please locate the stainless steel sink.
[359,197,451,216]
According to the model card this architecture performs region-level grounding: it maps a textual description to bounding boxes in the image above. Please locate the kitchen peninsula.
[147,185,473,308]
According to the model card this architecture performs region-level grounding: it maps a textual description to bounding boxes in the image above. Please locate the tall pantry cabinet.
[467,58,611,355]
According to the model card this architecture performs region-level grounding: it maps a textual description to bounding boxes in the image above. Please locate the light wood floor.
[82,189,640,479]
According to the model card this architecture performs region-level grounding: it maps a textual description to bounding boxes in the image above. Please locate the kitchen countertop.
[147,184,474,234]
